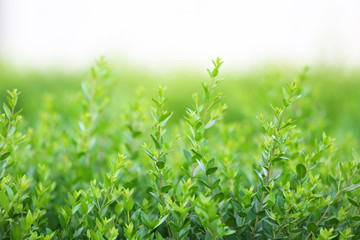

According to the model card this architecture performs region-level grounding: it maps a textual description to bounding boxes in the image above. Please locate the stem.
[155,107,172,238]
[0,107,14,178]
[252,107,287,240]
[189,76,216,183]
[201,76,215,125]
[207,175,225,223]
[304,169,358,240]
[85,77,97,166]
[94,184,114,231]
[276,206,292,238]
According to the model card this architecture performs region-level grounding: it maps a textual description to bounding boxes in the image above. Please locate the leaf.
[149,192,162,204]
[206,167,217,176]
[214,192,224,202]
[212,179,220,189]
[81,82,91,101]
[296,164,306,179]
[204,119,220,129]
[4,185,14,201]
[198,179,210,189]
[0,152,10,161]
[74,227,84,238]
[159,112,172,123]
[254,169,263,182]
[195,132,202,141]
[345,184,360,192]
[3,103,11,120]
[125,198,134,211]
[348,197,359,207]
[155,231,165,240]
[11,223,21,240]
[150,134,161,149]
[340,163,348,180]
[328,175,338,191]
[161,185,172,193]
[183,149,192,163]
[196,160,206,174]
[269,169,282,182]
[307,222,318,233]
[143,148,157,161]
[153,214,168,229]
[156,161,165,169]
[0,191,9,212]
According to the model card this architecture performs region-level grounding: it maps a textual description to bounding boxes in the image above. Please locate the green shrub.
[0,58,360,239]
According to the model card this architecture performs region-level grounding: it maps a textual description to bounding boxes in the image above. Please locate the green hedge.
[0,58,359,239]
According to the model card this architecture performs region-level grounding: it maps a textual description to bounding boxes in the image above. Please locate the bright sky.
[1,0,360,71]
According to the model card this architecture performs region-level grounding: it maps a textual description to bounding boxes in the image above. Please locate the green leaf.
[345,184,360,192]
[198,179,210,189]
[156,161,165,169]
[195,132,203,141]
[0,152,10,161]
[206,167,217,176]
[125,198,134,212]
[150,134,161,149]
[154,214,168,229]
[155,231,165,240]
[196,160,206,174]
[143,148,157,161]
[149,192,162,204]
[11,223,22,240]
[161,185,172,193]
[296,164,306,179]
[307,222,318,233]
[328,175,338,191]
[74,227,84,238]
[340,163,348,180]
[212,179,220,189]
[214,192,224,202]
[212,67,219,77]
[183,149,192,163]
[3,103,11,120]
[348,197,359,207]
[81,82,91,101]
[159,112,172,123]
[80,201,88,215]
[0,191,9,212]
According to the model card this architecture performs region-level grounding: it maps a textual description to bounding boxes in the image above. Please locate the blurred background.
[0,0,360,140]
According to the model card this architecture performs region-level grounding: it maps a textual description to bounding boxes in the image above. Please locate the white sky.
[1,0,360,71]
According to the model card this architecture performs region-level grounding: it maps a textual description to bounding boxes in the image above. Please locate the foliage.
[1,58,360,239]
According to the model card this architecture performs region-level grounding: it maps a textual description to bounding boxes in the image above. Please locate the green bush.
[0,58,360,239]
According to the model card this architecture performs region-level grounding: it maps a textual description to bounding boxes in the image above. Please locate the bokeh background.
[1,0,360,142]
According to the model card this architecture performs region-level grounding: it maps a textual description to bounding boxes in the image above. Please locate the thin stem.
[189,77,216,183]
[207,175,225,223]
[85,77,97,166]
[94,184,114,231]
[155,107,172,238]
[253,107,287,240]
[0,107,14,178]
[201,76,215,124]
[276,205,292,238]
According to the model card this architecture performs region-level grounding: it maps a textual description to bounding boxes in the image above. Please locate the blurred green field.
[1,62,360,143]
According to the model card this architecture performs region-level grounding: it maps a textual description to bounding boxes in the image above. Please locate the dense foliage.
[1,58,360,239]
